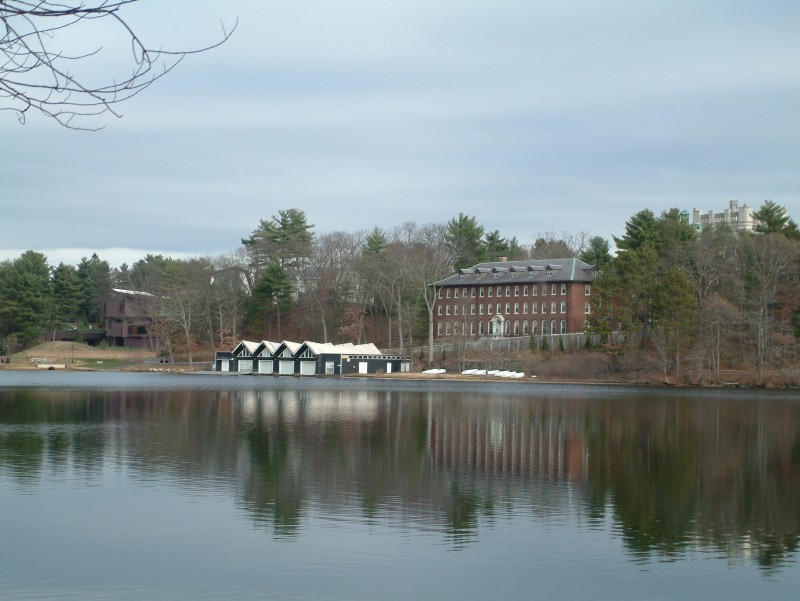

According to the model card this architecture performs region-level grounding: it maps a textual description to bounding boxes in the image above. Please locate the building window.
[541,303,546,314]
[445,321,451,336]
[438,289,442,299]
[505,286,511,296]
[497,303,502,314]
[551,320,557,334]
[479,304,485,315]
[560,302,566,313]
[447,288,451,299]
[547,269,553,277]
[504,320,510,335]
[454,322,460,336]
[532,303,537,314]
[453,305,458,316]
[585,303,591,315]
[479,321,485,335]
[514,320,519,335]
[437,322,442,336]
[488,287,493,298]
[542,284,547,296]
[523,303,528,314]
[471,288,476,298]
[488,304,493,315]
[437,305,442,316]
[454,288,459,299]
[561,284,567,295]
[514,303,519,314]
[551,284,557,295]
[560,320,567,334]
[471,304,476,315]
[523,285,528,296]
[493,272,499,279]
[497,286,502,297]
[471,321,476,335]
[585,284,591,296]
[446,305,451,315]
[463,287,467,297]
[532,321,538,335]
[480,288,485,298]
[523,320,529,335]
[551,302,556,314]
[542,320,548,335]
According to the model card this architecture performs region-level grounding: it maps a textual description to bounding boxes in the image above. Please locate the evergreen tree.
[0,251,52,346]
[657,208,695,255]
[242,208,314,274]
[246,261,293,338]
[444,213,485,269]
[76,253,112,324]
[484,230,510,261]
[581,236,612,269]
[613,209,660,252]
[130,254,175,291]
[363,227,388,255]
[51,263,83,327]
[753,200,800,239]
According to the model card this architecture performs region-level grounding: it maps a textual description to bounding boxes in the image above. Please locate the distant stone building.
[691,200,758,232]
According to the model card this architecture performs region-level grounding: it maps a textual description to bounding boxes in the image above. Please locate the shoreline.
[2,364,793,389]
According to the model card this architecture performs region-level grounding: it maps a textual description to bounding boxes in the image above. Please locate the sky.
[2,0,799,269]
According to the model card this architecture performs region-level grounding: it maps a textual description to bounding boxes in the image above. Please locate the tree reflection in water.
[1,385,798,570]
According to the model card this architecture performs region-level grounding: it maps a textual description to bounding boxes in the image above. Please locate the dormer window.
[546,269,553,277]
[492,272,499,279]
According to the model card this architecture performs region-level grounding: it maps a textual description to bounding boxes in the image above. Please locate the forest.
[1,202,798,385]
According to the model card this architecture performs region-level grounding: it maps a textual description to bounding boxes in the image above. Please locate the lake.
[1,372,798,600]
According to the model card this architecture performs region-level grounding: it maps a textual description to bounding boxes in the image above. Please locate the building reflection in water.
[1,386,798,566]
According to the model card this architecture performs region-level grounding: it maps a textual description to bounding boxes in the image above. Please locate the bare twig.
[1,1,236,129]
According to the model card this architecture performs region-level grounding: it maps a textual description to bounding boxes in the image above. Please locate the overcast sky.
[2,0,799,268]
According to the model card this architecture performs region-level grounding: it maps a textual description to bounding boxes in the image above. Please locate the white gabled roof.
[112,288,154,297]
[259,340,280,354]
[281,340,302,354]
[232,340,260,356]
[348,343,381,355]
[303,341,343,355]
[231,339,384,357]
[241,340,260,354]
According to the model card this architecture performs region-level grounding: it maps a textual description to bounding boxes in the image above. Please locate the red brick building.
[431,258,597,339]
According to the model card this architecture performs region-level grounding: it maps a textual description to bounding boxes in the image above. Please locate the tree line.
[588,201,799,384]
[1,202,798,382]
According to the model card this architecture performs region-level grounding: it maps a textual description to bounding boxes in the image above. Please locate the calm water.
[1,372,798,600]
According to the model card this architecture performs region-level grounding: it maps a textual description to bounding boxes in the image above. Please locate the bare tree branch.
[1,1,236,129]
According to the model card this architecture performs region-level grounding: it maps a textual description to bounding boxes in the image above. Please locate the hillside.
[4,341,157,369]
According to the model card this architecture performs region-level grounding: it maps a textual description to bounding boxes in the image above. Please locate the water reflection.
[1,386,798,569]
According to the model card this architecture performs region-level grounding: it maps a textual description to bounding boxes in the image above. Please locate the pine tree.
[0,251,52,346]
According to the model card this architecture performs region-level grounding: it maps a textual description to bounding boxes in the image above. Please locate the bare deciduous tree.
[1,1,235,129]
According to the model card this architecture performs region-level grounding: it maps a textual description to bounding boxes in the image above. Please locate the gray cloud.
[2,0,798,268]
